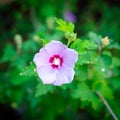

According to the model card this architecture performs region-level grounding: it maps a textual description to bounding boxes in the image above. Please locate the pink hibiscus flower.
[33,40,78,86]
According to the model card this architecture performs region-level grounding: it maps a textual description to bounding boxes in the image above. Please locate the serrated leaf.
[67,22,75,32]
[72,83,92,100]
[80,40,97,49]
[56,18,67,32]
[93,80,113,99]
[89,93,100,109]
[95,54,112,75]
[72,82,100,109]
[75,66,88,81]
[71,39,97,55]
[40,38,50,46]
[77,51,97,65]
[70,39,82,52]
[35,81,55,97]
[109,42,120,50]
[88,32,102,47]
[20,62,36,76]
[55,18,75,33]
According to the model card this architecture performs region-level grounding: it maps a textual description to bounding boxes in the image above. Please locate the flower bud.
[14,34,22,53]
[65,31,76,41]
[33,35,40,42]
[101,36,110,46]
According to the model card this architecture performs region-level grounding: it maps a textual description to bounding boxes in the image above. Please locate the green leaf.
[111,78,120,90]
[72,82,92,100]
[89,93,100,109]
[95,54,112,75]
[75,66,88,81]
[80,40,97,50]
[55,18,75,33]
[109,42,120,50]
[71,39,98,65]
[67,22,75,33]
[101,54,112,66]
[88,32,102,47]
[71,39,97,55]
[112,57,120,67]
[22,40,38,52]
[70,39,83,53]
[72,82,100,109]
[20,61,36,76]
[1,44,16,62]
[40,38,50,46]
[93,80,113,99]
[35,80,55,97]
[77,51,98,65]
[10,69,32,85]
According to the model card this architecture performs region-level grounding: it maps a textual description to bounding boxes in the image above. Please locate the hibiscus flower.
[33,40,78,86]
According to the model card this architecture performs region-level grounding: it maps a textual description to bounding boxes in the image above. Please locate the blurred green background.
[0,0,120,120]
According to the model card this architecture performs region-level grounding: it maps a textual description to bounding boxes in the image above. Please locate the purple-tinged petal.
[33,48,50,67]
[61,65,75,81]
[37,66,58,84]
[53,65,74,86]
[62,48,78,67]
[45,40,67,55]
[33,40,78,85]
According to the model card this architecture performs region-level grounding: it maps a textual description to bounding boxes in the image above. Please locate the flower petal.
[37,66,58,84]
[45,40,67,55]
[53,65,74,86]
[33,48,50,67]
[62,48,78,67]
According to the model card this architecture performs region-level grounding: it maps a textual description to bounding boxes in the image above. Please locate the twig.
[96,91,118,120]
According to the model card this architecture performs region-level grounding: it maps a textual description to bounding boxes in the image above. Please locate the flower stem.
[96,91,118,120]
[67,41,71,47]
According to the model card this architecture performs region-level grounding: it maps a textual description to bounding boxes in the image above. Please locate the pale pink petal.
[33,40,78,86]
[45,40,67,55]
[53,65,74,86]
[62,48,78,67]
[37,66,58,84]
[61,65,75,81]
[33,48,50,67]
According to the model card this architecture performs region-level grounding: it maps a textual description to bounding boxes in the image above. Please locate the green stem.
[96,91,118,120]
[67,40,71,47]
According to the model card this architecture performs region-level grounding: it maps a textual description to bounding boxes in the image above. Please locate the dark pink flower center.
[49,55,63,69]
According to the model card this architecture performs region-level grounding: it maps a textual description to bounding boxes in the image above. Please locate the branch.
[96,91,118,120]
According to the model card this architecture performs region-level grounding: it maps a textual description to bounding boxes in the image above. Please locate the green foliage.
[0,1,120,120]
[72,82,99,109]
[55,18,76,43]
[1,44,16,62]
[55,18,75,33]
[35,80,55,97]
[88,32,102,47]
[93,80,113,99]
[72,82,92,100]
[71,39,97,54]
[20,62,36,76]
[71,39,97,65]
